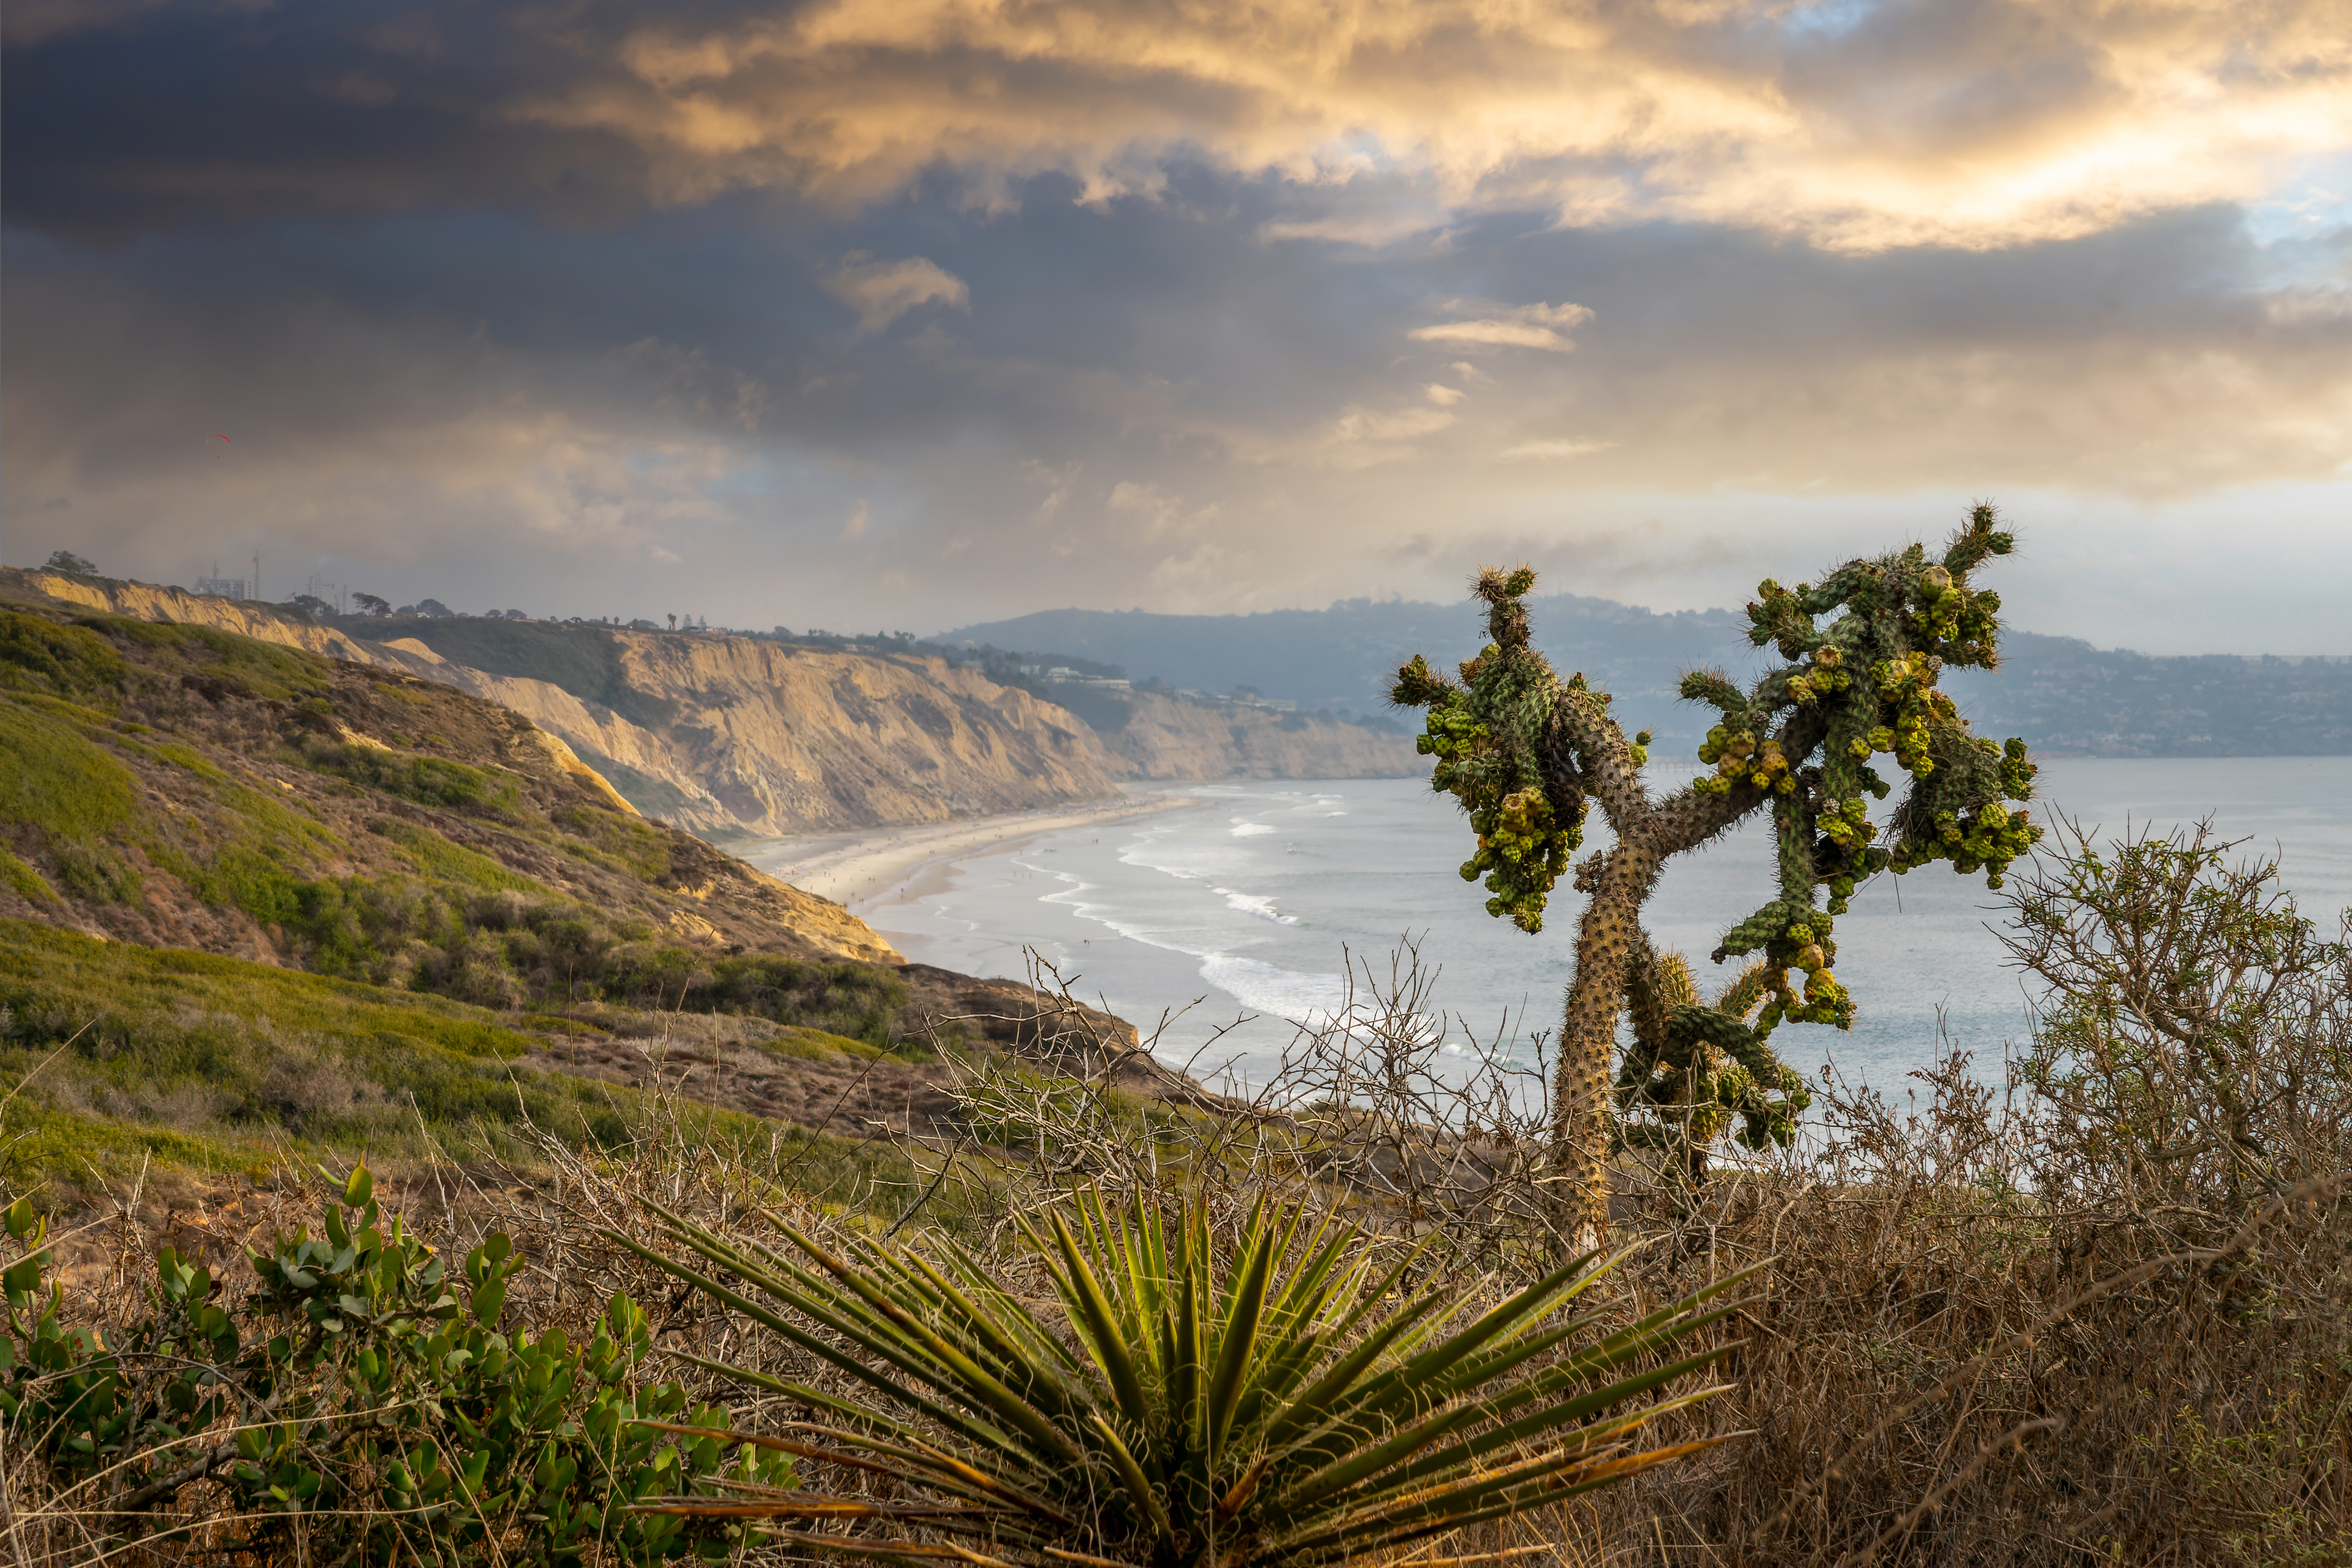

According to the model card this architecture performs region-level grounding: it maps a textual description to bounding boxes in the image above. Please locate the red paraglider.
[209,434,231,459]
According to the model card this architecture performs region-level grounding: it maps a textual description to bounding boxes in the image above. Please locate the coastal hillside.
[0,574,894,969]
[0,575,1213,1202]
[12,569,1123,836]
[10,570,1423,835]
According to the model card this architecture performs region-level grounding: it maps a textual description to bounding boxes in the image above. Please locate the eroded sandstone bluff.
[15,573,1419,836]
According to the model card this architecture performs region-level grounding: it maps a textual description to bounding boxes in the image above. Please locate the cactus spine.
[1392,507,2041,1246]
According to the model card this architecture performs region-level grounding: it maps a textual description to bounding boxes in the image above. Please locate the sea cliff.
[11,572,1421,836]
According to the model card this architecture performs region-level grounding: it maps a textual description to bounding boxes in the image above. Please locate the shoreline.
[733,791,1197,914]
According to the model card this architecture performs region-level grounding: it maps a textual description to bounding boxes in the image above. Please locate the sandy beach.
[736,791,1196,914]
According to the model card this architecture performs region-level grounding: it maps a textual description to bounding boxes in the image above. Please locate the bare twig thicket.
[6,826,2346,1564]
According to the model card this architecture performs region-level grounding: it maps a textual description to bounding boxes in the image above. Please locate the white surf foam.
[1199,954,1347,1020]
[1216,889,1300,925]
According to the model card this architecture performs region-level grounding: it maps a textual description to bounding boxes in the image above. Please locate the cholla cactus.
[1391,506,2041,1243]
[1618,949,1808,1192]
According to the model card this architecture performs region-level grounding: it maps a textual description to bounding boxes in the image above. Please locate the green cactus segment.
[1687,504,2042,1032]
[1619,949,1812,1176]
[1391,569,1585,934]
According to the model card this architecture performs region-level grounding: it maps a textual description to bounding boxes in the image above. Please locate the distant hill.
[945,600,2352,757]
[942,596,1755,743]
[1944,632,2352,757]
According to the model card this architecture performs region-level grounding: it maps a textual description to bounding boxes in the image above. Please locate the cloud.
[1502,438,1615,460]
[1410,301,1593,352]
[509,0,2352,252]
[5,4,2352,654]
[8,0,2346,256]
[824,254,971,331]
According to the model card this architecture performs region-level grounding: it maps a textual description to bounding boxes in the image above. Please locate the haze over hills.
[946,599,2352,757]
[945,596,1751,743]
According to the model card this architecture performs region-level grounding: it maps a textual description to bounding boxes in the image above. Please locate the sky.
[3,0,2348,653]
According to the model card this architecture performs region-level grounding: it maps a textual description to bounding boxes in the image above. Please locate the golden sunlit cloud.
[512,0,2352,250]
[823,253,972,331]
[1410,302,1594,352]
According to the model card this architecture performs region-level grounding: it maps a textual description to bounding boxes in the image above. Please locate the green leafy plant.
[618,1186,1753,1567]
[1390,506,2041,1238]
[0,1165,792,1563]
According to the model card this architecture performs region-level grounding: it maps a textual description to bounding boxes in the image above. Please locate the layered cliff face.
[13,573,1423,836]
[17,573,1123,836]
[1090,691,1422,780]
[0,576,897,969]
[377,621,1123,836]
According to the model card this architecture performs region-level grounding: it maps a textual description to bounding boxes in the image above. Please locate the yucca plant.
[613,1189,1753,1566]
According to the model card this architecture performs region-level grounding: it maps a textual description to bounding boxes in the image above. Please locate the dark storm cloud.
[2,0,2348,646]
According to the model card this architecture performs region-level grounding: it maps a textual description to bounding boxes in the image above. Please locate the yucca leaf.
[1087,1411,1175,1542]
[1320,1412,1737,1560]
[1346,1347,1740,1512]
[1332,1250,1601,1425]
[1203,1214,1277,1458]
[777,1220,1090,1467]
[1046,1211,1153,1433]
[901,1249,1098,1431]
[1256,1253,1445,1450]
[607,1227,1025,1457]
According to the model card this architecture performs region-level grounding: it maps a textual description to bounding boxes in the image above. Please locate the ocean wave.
[1199,954,1347,1020]
[1216,888,1300,925]
[1231,820,1277,837]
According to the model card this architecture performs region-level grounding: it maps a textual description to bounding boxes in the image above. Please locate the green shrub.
[681,955,906,1043]
[0,848,57,904]
[0,700,141,844]
[307,742,520,817]
[0,611,127,706]
[0,1167,793,1562]
[553,802,672,881]
[376,817,545,893]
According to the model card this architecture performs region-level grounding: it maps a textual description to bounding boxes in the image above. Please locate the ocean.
[858,759,2352,1095]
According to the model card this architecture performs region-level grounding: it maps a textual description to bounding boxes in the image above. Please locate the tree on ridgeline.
[41,550,98,576]
[1391,504,2043,1244]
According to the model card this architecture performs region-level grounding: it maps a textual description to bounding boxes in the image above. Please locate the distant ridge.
[945,598,2352,757]
[942,595,1752,743]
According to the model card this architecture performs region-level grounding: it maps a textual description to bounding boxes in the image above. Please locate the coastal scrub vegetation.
[3,528,2347,1562]
[0,594,922,1156]
[6,817,2345,1561]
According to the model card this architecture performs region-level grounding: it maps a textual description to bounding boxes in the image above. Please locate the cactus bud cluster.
[1695,727,1795,795]
[1394,567,1584,934]
[1619,951,1814,1170]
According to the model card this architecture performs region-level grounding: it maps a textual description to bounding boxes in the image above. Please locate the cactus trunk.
[1553,845,1657,1244]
